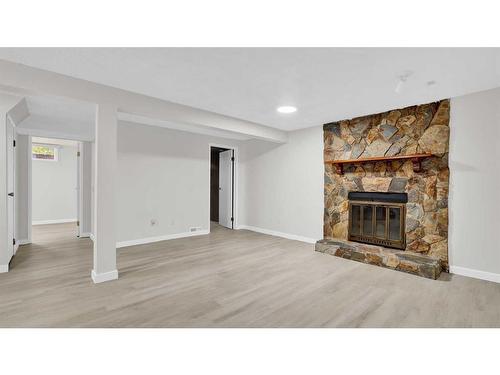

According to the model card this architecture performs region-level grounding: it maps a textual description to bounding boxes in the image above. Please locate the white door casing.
[76,143,81,237]
[218,149,233,229]
[6,117,15,259]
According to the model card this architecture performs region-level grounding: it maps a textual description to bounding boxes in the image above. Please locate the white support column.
[91,103,118,283]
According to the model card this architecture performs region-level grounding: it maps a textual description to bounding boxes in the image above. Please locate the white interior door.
[6,118,15,260]
[218,149,233,229]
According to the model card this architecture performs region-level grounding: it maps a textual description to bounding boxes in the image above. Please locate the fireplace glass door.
[348,201,406,249]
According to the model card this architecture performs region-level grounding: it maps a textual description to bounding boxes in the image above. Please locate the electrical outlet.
[150,219,157,226]
[190,226,202,232]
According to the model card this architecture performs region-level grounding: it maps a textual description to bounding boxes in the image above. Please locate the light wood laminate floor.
[1,222,500,327]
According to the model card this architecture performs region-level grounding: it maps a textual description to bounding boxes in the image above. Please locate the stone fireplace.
[316,100,450,279]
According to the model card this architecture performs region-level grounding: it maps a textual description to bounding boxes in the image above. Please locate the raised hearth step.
[315,239,442,280]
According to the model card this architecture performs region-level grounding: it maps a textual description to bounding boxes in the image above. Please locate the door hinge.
[77,221,80,227]
[13,238,16,245]
[231,217,234,222]
[77,151,81,157]
[13,140,16,147]
[231,156,235,162]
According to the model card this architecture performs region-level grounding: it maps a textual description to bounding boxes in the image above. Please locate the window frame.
[32,143,60,162]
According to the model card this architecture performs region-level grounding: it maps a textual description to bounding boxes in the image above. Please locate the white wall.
[115,123,323,246]
[80,141,93,236]
[449,87,500,281]
[239,126,324,243]
[15,134,31,243]
[32,144,78,224]
[116,121,243,246]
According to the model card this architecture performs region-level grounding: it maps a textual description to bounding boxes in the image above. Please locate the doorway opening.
[210,146,235,230]
[30,137,82,244]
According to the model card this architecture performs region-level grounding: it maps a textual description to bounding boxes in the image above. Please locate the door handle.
[8,192,14,197]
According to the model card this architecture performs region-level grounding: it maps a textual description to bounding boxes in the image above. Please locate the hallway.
[12,223,87,280]
[31,222,79,243]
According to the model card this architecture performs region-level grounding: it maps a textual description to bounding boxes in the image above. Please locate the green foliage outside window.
[32,144,56,160]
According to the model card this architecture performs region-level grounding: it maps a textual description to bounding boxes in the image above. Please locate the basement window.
[32,144,59,161]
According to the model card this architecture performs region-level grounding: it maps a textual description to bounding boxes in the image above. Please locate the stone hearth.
[321,99,450,277]
[315,239,441,279]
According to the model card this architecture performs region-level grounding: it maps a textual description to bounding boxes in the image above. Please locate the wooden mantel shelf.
[325,153,433,174]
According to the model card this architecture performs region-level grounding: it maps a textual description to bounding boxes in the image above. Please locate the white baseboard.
[237,225,318,244]
[116,229,210,249]
[14,239,31,255]
[89,233,95,242]
[79,232,92,239]
[91,269,118,284]
[450,266,500,284]
[0,264,8,273]
[32,219,77,226]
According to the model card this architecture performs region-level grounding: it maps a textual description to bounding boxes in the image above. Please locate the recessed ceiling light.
[277,106,297,114]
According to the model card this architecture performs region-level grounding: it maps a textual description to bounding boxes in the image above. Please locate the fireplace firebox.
[347,192,407,250]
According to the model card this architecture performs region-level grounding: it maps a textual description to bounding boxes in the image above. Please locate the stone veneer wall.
[323,100,450,269]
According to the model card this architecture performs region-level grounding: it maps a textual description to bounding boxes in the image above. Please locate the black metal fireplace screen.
[348,192,407,250]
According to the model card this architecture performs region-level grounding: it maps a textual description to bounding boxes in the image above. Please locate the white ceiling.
[1,48,499,131]
[26,95,96,123]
